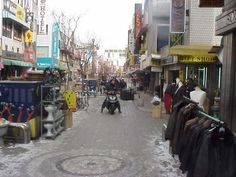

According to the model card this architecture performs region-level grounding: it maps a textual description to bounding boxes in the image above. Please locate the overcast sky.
[47,0,143,51]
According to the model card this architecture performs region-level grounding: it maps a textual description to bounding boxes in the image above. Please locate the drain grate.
[56,154,126,176]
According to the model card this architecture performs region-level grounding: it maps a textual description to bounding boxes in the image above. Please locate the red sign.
[24,48,34,62]
[135,4,142,38]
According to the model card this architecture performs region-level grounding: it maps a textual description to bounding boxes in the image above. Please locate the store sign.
[129,54,135,66]
[171,0,185,33]
[25,30,33,43]
[51,23,59,60]
[216,7,236,35]
[178,56,216,63]
[24,48,34,62]
[135,4,142,38]
[4,0,25,21]
[16,5,25,20]
[37,57,54,68]
[38,0,46,35]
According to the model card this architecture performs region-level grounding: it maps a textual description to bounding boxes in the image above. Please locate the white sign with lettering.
[38,0,46,35]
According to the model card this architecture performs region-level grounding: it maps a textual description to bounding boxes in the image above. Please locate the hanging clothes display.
[165,97,236,177]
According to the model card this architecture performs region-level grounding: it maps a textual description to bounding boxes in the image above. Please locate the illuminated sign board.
[178,56,216,63]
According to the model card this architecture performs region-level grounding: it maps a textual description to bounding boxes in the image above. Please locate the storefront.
[161,55,180,84]
[0,57,33,80]
[215,2,236,132]
[169,45,221,108]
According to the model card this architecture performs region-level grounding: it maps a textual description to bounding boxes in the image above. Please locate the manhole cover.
[56,155,126,176]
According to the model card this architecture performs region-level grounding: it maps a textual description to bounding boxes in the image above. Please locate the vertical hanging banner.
[135,3,142,38]
[171,0,185,33]
[51,23,59,67]
[38,0,47,35]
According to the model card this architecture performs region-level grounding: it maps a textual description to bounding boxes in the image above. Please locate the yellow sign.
[129,55,135,65]
[25,30,33,43]
[178,56,216,63]
[151,60,161,66]
[16,5,25,21]
[64,90,77,112]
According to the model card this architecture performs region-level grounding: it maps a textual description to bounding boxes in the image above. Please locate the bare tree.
[52,12,81,85]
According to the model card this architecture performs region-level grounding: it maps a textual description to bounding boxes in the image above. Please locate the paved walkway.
[0,95,184,177]
[133,91,168,117]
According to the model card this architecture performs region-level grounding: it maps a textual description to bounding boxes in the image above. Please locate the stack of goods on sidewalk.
[120,89,134,101]
[165,98,236,177]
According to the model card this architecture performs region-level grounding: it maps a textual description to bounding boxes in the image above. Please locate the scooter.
[105,90,119,114]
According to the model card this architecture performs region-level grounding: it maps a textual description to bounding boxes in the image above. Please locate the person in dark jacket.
[164,81,177,114]
[186,78,195,93]
[101,78,121,113]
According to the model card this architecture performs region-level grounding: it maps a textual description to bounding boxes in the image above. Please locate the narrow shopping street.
[0,95,184,177]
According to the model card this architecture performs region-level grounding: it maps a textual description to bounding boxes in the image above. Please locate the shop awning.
[169,45,217,57]
[208,46,222,53]
[3,58,33,67]
[3,59,12,66]
[11,60,33,67]
[133,69,144,74]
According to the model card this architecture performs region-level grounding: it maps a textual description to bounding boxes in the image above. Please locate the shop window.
[185,66,207,89]
[3,19,12,38]
[13,23,22,41]
[156,25,170,52]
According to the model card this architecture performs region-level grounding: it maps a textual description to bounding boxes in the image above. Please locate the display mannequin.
[175,77,183,94]
[190,86,206,109]
[172,77,187,108]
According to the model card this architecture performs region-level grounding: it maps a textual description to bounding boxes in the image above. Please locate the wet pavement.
[0,94,186,177]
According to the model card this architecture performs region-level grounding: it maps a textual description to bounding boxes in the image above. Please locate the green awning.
[11,60,32,67]
[3,59,12,66]
[3,59,33,67]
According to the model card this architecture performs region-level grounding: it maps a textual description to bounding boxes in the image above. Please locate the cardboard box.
[152,104,161,118]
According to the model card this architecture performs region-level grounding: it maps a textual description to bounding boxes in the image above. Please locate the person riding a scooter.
[101,78,121,113]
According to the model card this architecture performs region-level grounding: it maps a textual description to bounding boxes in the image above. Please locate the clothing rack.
[183,96,224,125]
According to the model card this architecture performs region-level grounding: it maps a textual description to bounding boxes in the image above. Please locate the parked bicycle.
[76,90,89,110]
